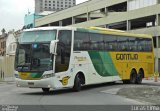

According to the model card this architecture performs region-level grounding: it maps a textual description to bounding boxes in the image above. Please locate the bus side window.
[89,33,104,51]
[145,38,152,52]
[74,31,90,51]
[104,35,117,51]
[117,37,128,51]
[128,37,137,51]
[137,38,145,52]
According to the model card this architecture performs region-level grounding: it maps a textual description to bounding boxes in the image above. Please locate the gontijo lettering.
[116,54,138,60]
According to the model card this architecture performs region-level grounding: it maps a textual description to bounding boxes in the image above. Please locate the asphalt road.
[1,81,157,111]
[0,82,143,105]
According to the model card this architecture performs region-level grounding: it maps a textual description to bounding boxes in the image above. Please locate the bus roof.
[23,27,76,32]
[23,27,152,39]
[77,27,152,39]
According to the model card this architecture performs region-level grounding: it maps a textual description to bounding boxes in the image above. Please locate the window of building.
[128,0,157,11]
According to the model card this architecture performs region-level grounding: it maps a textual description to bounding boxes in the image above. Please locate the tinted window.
[74,31,152,52]
[89,33,104,50]
[145,38,152,52]
[74,32,90,51]
[128,37,138,51]
[136,38,146,51]
[117,37,129,51]
[104,35,117,51]
[135,38,152,52]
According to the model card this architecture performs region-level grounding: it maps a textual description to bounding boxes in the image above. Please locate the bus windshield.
[19,30,57,43]
[15,43,53,72]
[15,30,57,72]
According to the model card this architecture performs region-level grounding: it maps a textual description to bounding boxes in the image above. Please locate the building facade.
[35,0,76,13]
[0,29,7,56]
[6,32,17,56]
[24,13,45,29]
[0,30,21,81]
[35,0,160,72]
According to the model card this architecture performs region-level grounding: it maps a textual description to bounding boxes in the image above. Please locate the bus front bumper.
[15,78,55,89]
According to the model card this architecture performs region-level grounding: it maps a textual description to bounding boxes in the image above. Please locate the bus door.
[55,30,72,86]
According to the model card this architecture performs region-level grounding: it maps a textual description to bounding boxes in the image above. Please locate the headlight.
[42,73,55,79]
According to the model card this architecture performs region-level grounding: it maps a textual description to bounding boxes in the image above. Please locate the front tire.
[42,88,50,93]
[73,75,81,92]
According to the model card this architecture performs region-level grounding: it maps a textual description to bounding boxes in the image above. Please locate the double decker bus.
[15,27,154,92]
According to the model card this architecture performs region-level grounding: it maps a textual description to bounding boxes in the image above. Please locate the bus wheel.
[130,70,137,84]
[42,88,50,93]
[136,70,143,84]
[73,74,81,92]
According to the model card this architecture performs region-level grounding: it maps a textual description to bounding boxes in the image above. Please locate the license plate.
[28,82,34,86]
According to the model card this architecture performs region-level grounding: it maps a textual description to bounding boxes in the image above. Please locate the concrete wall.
[35,0,127,27]
[0,56,15,81]
[35,0,160,27]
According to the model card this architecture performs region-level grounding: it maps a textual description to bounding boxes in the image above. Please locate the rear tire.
[130,70,137,84]
[136,70,143,84]
[73,74,81,92]
[42,88,50,93]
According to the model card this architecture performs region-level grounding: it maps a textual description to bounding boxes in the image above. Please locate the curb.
[0,77,15,84]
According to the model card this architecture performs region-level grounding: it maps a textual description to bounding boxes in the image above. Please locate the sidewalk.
[0,77,15,84]
[117,78,160,105]
[142,77,160,86]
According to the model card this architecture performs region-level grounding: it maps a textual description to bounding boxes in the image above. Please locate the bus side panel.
[110,52,154,80]
[87,51,121,84]
[72,51,154,85]
[72,51,121,85]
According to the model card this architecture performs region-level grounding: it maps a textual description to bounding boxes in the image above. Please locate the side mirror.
[50,40,59,54]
